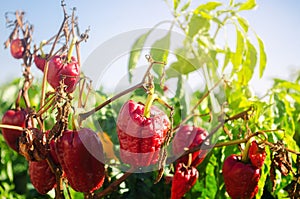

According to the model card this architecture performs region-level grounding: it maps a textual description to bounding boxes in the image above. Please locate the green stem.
[39,40,47,58]
[143,87,157,118]
[67,36,77,63]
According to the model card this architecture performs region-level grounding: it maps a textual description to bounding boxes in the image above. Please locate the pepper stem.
[39,40,47,58]
[241,137,253,163]
[143,87,157,118]
[67,36,77,63]
[71,114,80,131]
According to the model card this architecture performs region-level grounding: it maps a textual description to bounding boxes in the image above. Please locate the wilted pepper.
[28,140,57,194]
[222,154,260,199]
[172,125,208,167]
[117,100,170,167]
[171,163,199,199]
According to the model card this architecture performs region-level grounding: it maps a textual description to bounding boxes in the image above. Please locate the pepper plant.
[0,0,299,199]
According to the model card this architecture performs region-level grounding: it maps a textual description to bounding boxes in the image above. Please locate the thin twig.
[78,82,144,124]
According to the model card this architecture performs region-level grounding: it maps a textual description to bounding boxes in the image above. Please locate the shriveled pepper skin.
[249,141,266,169]
[171,163,199,199]
[29,159,56,194]
[172,125,208,167]
[55,128,105,193]
[116,100,170,167]
[222,154,260,199]
[28,140,57,194]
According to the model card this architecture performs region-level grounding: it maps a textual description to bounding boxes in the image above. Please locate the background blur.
[0,0,299,95]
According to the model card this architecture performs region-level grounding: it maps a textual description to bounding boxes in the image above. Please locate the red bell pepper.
[171,163,199,199]
[172,125,208,167]
[248,140,266,168]
[117,100,170,167]
[222,154,260,199]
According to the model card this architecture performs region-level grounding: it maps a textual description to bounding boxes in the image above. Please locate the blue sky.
[0,0,299,95]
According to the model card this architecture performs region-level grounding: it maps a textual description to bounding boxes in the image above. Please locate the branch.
[92,167,135,198]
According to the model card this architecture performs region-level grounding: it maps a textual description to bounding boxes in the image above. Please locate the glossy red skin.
[172,125,208,167]
[55,128,105,193]
[10,38,25,59]
[1,109,28,152]
[29,159,56,194]
[34,54,47,72]
[249,141,266,168]
[116,100,170,167]
[222,154,260,199]
[171,163,199,199]
[47,55,80,93]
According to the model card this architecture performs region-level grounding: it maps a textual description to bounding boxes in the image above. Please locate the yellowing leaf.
[256,35,267,78]
[194,1,222,12]
[98,132,119,162]
[239,0,256,11]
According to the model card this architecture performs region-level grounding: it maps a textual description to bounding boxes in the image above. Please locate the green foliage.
[124,0,300,198]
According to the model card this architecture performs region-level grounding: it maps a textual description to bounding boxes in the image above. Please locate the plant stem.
[78,55,165,123]
[78,82,144,124]
[93,168,136,198]
[0,124,25,131]
[143,88,156,118]
[241,138,252,163]
[39,40,47,58]
[39,60,49,128]
[67,36,77,63]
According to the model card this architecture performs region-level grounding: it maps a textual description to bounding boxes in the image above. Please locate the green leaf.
[173,0,180,10]
[150,31,171,76]
[237,15,249,32]
[175,75,188,119]
[221,47,231,72]
[256,35,267,78]
[167,59,199,77]
[128,30,152,82]
[199,11,213,20]
[180,0,191,12]
[7,161,13,182]
[238,39,257,84]
[277,81,300,92]
[166,48,204,77]
[194,1,222,12]
[231,28,245,70]
[187,14,210,38]
[239,0,256,11]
